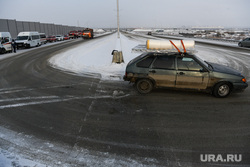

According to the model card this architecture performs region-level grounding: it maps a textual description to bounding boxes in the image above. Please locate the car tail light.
[242,78,247,83]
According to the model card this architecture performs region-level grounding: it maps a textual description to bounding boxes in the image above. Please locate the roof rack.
[132,40,196,54]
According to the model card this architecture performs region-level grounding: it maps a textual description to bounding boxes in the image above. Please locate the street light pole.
[117,0,120,38]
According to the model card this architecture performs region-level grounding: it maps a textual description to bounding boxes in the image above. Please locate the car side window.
[152,56,175,70]
[136,56,155,68]
[177,57,202,71]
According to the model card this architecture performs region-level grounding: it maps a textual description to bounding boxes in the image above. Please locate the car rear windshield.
[136,56,155,68]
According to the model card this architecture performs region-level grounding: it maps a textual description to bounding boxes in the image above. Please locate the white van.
[0,32,12,54]
[16,32,41,48]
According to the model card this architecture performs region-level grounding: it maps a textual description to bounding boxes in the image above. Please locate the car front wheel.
[135,79,153,94]
[238,42,243,47]
[0,48,6,54]
[213,82,232,98]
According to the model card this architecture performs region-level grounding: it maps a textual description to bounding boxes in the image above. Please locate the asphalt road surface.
[0,34,250,166]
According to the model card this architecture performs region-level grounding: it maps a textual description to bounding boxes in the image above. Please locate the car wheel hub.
[218,85,229,96]
[140,82,149,90]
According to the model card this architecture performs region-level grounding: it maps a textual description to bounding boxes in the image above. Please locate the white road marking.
[0,94,129,110]
[0,96,59,102]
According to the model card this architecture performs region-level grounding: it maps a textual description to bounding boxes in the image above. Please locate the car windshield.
[194,55,211,69]
[16,36,28,40]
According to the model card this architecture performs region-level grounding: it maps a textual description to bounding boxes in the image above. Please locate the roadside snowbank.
[49,33,142,80]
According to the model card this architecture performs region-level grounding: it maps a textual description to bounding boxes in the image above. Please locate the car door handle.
[149,70,156,73]
[178,72,185,75]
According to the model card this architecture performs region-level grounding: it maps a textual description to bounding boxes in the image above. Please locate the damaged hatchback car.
[124,40,248,98]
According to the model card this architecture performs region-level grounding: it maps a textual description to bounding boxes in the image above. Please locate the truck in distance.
[82,28,94,39]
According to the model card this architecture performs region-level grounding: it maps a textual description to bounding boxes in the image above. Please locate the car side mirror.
[200,68,206,72]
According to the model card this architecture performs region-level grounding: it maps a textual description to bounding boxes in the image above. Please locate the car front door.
[176,57,209,89]
[242,38,250,47]
[246,38,250,47]
[148,56,176,87]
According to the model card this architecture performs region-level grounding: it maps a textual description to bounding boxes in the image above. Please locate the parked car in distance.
[56,35,64,41]
[78,30,83,37]
[238,38,250,47]
[47,35,57,42]
[0,32,12,54]
[39,33,47,44]
[15,31,41,48]
[69,31,78,39]
[64,35,70,40]
[124,52,248,97]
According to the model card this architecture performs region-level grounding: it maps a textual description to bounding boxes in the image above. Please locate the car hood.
[209,62,241,76]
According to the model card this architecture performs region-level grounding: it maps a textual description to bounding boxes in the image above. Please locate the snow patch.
[49,33,141,80]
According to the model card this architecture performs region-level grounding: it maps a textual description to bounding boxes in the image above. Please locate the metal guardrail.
[152,33,240,43]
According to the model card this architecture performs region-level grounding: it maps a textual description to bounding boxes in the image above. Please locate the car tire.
[213,82,232,98]
[0,48,6,54]
[238,42,243,47]
[135,79,153,94]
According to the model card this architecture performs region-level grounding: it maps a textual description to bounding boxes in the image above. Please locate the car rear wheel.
[213,82,232,98]
[135,79,153,94]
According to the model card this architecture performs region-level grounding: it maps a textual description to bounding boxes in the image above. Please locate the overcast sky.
[0,0,249,28]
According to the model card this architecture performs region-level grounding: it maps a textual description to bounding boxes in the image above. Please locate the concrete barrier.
[111,50,124,63]
[0,19,84,38]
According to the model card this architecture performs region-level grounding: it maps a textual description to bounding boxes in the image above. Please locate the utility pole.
[117,0,120,38]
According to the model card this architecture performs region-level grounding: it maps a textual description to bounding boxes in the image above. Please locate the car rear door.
[175,57,209,89]
[148,55,176,87]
